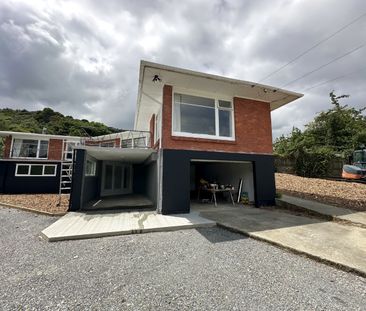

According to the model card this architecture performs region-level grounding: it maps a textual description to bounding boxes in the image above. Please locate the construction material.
[0,194,69,214]
[276,173,366,211]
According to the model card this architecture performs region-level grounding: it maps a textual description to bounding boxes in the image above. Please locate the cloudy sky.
[0,0,365,139]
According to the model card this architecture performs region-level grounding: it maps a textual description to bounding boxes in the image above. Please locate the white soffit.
[78,146,154,163]
[134,60,303,131]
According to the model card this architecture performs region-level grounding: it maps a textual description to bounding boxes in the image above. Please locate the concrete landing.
[41,211,216,242]
[85,194,153,211]
[199,207,366,276]
[277,195,366,227]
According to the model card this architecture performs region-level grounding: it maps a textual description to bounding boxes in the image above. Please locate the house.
[67,61,303,214]
[0,131,82,194]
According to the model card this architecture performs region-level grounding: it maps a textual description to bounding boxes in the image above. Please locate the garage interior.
[190,160,255,207]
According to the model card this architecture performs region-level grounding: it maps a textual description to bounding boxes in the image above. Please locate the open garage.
[190,160,255,206]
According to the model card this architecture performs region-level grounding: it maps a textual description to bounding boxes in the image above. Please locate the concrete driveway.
[197,206,366,276]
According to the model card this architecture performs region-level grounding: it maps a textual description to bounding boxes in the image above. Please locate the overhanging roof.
[77,146,155,163]
[134,60,303,131]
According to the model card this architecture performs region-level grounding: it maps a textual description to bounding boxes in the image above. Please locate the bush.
[294,148,333,178]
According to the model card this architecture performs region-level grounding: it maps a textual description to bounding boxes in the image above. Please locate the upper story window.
[11,139,49,159]
[173,92,234,140]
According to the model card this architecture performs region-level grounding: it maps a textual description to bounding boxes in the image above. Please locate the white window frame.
[85,159,97,176]
[11,138,49,159]
[15,164,57,177]
[154,110,161,144]
[171,88,235,141]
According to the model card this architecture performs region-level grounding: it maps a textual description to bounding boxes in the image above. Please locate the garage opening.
[190,160,255,208]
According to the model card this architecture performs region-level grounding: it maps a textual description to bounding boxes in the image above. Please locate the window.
[11,139,49,158]
[44,165,56,175]
[15,164,57,176]
[133,137,146,148]
[154,112,161,144]
[121,139,132,148]
[30,165,43,175]
[173,93,234,139]
[16,165,29,175]
[100,142,115,147]
[85,159,96,176]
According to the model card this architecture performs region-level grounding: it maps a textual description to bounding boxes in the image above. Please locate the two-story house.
[68,61,302,214]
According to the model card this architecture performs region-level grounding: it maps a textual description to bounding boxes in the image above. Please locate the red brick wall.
[48,139,63,160]
[161,84,273,154]
[3,135,12,158]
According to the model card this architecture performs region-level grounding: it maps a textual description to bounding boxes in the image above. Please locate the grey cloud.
[0,0,365,135]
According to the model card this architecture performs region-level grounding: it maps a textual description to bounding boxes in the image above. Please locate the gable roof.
[135,60,303,131]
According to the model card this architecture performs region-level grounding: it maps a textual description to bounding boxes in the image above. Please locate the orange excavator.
[342,149,366,180]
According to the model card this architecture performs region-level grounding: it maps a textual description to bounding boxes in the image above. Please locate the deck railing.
[83,130,152,149]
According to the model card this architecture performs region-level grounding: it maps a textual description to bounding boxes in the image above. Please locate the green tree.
[274,91,366,177]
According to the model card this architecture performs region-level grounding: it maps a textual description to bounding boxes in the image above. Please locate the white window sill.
[172,132,235,141]
[15,175,57,177]
[11,156,48,160]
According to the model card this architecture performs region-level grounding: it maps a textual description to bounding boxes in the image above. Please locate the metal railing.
[84,130,152,149]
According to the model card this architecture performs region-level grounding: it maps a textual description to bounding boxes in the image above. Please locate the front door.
[101,161,132,196]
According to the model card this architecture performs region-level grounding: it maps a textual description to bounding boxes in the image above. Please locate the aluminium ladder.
[59,140,74,196]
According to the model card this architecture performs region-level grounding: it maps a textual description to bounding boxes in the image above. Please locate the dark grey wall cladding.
[0,160,60,194]
[70,150,102,211]
[82,161,102,206]
[133,160,157,206]
[69,149,86,211]
[161,149,276,214]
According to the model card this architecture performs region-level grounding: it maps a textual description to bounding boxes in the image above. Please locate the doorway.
[190,160,255,205]
[101,161,132,196]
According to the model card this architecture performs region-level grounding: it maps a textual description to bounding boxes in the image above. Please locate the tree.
[274,92,366,177]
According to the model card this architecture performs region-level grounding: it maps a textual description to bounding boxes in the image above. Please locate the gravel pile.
[276,173,366,211]
[0,194,69,214]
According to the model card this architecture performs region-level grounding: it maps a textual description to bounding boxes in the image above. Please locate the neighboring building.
[0,132,82,194]
[68,61,303,214]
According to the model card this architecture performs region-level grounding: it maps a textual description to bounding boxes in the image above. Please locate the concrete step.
[41,211,216,242]
[276,195,366,228]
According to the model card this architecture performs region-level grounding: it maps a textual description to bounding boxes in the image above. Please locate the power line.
[280,43,365,88]
[258,12,366,83]
[303,69,363,91]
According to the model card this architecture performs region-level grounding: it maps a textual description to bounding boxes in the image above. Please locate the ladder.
[59,162,73,193]
[59,140,74,195]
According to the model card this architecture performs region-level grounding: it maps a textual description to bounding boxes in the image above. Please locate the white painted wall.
[191,161,255,203]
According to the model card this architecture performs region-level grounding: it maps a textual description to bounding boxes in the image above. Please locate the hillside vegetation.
[0,107,121,137]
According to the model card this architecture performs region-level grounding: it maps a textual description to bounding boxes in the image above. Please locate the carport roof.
[76,146,155,163]
[134,60,303,131]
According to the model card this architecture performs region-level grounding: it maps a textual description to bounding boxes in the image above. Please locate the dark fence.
[274,156,345,178]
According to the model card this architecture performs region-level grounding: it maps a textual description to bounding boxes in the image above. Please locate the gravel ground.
[276,173,366,211]
[0,194,68,214]
[1,207,365,310]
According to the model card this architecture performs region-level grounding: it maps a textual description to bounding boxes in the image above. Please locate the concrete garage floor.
[1,207,365,310]
[197,205,366,277]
